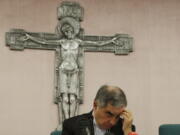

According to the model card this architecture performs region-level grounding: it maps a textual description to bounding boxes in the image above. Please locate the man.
[61,85,134,135]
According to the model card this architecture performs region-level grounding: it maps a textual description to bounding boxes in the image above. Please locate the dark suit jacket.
[61,111,125,135]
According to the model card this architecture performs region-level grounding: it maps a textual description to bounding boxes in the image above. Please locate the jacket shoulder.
[63,112,93,128]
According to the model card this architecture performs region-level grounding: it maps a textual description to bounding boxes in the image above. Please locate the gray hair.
[94,85,127,108]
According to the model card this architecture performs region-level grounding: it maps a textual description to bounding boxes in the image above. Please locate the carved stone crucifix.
[5,1,133,130]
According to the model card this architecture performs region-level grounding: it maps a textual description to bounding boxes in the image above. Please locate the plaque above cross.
[5,1,133,130]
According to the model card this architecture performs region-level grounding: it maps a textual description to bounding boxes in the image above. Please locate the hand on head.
[121,110,133,135]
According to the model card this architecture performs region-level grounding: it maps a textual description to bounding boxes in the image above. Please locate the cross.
[5,1,133,130]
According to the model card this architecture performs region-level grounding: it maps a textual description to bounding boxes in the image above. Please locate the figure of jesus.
[20,17,119,127]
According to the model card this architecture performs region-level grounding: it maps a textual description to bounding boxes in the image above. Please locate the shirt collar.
[92,110,106,133]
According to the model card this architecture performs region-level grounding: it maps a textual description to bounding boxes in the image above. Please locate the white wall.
[0,0,180,135]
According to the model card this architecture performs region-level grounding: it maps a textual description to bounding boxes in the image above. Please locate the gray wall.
[0,0,180,135]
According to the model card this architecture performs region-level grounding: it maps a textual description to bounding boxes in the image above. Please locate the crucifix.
[5,1,133,130]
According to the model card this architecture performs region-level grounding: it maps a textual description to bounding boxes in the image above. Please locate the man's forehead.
[104,104,125,114]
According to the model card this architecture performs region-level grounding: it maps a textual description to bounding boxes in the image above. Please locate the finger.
[123,112,132,119]
[121,110,133,120]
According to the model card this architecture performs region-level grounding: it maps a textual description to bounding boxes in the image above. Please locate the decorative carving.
[57,1,84,21]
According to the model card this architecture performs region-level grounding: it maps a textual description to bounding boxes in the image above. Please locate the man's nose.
[109,117,117,125]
